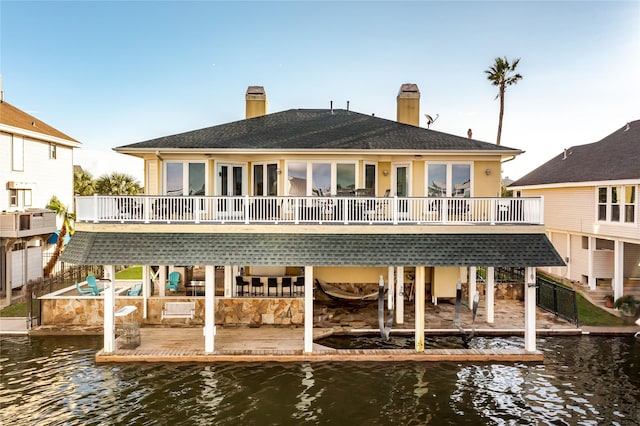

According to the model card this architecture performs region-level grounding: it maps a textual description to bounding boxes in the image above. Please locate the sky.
[1,1,638,184]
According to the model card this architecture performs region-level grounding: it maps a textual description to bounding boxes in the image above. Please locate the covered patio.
[60,229,565,360]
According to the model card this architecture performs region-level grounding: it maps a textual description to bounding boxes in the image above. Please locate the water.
[1,335,639,425]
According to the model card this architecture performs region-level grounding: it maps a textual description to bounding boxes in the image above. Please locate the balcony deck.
[75,195,543,226]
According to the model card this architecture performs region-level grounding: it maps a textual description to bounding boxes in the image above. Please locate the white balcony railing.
[75,195,544,225]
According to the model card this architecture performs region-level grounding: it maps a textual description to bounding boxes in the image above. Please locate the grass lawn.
[576,293,624,326]
[116,265,142,280]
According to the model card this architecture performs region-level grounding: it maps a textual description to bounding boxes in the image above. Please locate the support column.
[159,266,166,297]
[588,236,596,291]
[103,265,116,353]
[524,267,537,352]
[468,267,477,308]
[5,245,13,305]
[414,266,425,352]
[224,265,232,298]
[613,240,624,301]
[142,265,150,319]
[304,266,314,353]
[565,233,572,279]
[387,266,395,311]
[486,266,495,324]
[204,265,216,353]
[396,266,404,324]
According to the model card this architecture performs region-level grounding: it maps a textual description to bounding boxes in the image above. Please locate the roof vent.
[624,122,630,132]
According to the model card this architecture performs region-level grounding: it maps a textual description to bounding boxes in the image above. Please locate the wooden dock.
[95,327,543,363]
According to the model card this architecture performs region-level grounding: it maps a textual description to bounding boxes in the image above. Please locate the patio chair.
[86,275,104,296]
[127,283,143,296]
[251,277,264,296]
[166,271,180,292]
[76,281,92,296]
[267,277,278,297]
[293,276,305,296]
[281,277,292,297]
[235,275,249,296]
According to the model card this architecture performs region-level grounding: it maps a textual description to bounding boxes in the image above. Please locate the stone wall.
[40,297,305,327]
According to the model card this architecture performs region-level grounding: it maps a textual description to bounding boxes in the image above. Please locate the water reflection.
[1,336,639,425]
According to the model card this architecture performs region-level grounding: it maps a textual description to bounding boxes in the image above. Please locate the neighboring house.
[62,84,563,354]
[0,89,81,303]
[510,120,640,302]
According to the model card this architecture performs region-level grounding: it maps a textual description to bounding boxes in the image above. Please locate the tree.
[485,56,523,146]
[74,167,95,195]
[95,172,142,195]
[44,196,75,277]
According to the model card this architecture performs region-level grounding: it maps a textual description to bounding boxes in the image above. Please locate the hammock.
[315,279,378,302]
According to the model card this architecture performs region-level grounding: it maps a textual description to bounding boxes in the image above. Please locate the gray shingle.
[511,120,640,186]
[62,232,564,267]
[116,109,518,153]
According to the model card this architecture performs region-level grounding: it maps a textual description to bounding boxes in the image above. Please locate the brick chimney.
[245,86,267,119]
[396,83,420,126]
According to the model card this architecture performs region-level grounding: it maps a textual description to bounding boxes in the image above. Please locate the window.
[582,236,589,250]
[24,190,32,207]
[286,161,357,196]
[12,135,24,171]
[253,163,278,196]
[49,143,57,160]
[165,161,206,195]
[426,163,471,197]
[624,186,636,223]
[598,185,637,223]
[336,163,355,196]
[9,189,18,207]
[364,163,376,193]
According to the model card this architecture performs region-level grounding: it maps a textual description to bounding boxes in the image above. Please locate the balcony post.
[93,194,99,223]
[392,196,398,225]
[244,195,250,224]
[144,197,150,224]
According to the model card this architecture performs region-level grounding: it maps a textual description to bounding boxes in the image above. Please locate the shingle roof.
[116,109,519,153]
[0,100,79,143]
[61,231,564,267]
[511,120,640,187]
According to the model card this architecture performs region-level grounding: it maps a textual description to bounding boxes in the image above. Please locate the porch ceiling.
[61,232,565,267]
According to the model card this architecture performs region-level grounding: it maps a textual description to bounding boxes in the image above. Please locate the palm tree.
[74,167,95,195]
[44,196,75,277]
[95,172,142,195]
[485,56,523,145]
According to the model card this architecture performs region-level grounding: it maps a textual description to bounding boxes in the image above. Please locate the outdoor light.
[383,170,389,176]
[485,168,492,176]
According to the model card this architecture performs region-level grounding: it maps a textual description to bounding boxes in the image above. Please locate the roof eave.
[0,123,82,148]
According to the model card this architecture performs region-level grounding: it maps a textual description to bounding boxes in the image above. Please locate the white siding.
[522,186,640,242]
[570,234,589,282]
[1,133,74,214]
[593,250,614,279]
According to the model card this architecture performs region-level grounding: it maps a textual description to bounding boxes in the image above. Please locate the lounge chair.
[166,271,180,292]
[76,281,91,296]
[127,283,142,296]
[86,275,104,296]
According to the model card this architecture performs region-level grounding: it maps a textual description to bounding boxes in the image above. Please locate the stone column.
[304,266,314,353]
[415,266,425,352]
[524,267,537,352]
[486,266,495,324]
[204,265,216,353]
[103,265,116,353]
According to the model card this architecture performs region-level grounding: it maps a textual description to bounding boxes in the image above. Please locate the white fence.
[75,195,544,225]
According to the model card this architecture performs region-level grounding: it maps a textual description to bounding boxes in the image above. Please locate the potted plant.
[604,294,614,308]
[613,295,639,323]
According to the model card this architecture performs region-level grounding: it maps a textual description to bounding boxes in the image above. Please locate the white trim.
[511,179,640,191]
[0,123,81,148]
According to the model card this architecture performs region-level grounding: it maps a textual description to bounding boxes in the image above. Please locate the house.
[0,84,81,304]
[510,120,640,303]
[61,84,563,355]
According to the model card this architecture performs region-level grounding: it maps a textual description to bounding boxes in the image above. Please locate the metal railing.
[75,195,544,225]
[536,276,580,327]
